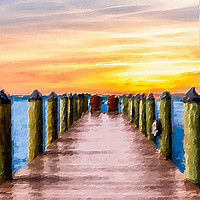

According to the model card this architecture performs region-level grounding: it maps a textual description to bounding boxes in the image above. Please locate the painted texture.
[47,99,57,145]
[69,97,73,126]
[28,100,43,161]
[122,96,128,116]
[139,98,146,134]
[67,97,71,129]
[60,97,68,135]
[159,98,172,158]
[146,99,155,141]
[184,101,200,186]
[0,102,12,182]
[133,98,140,128]
[73,96,78,122]
[127,97,133,120]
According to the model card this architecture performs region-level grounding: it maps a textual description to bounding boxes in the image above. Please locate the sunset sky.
[1,0,200,94]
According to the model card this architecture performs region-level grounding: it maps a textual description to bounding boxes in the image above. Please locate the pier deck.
[0,113,199,199]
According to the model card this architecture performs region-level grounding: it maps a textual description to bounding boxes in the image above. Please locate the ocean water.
[11,95,60,173]
[11,95,184,173]
[155,97,185,173]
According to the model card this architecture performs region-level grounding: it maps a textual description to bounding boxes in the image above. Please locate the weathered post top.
[160,91,171,99]
[28,89,42,102]
[134,93,140,99]
[60,93,68,99]
[0,89,12,180]
[128,93,133,98]
[0,89,11,104]
[72,93,78,98]
[77,93,81,98]
[140,93,146,100]
[48,91,57,101]
[183,87,200,103]
[147,93,154,100]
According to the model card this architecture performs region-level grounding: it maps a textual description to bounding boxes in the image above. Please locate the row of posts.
[0,89,88,183]
[122,87,200,187]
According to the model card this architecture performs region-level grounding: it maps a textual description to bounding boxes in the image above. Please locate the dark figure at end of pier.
[107,95,119,112]
[89,94,102,112]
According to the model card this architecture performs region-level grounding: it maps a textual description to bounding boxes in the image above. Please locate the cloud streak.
[1,0,199,94]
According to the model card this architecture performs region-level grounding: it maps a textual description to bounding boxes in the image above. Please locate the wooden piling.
[0,90,12,181]
[133,93,140,128]
[183,87,200,186]
[84,93,88,112]
[122,94,128,116]
[68,93,73,126]
[77,94,81,119]
[60,93,68,135]
[28,89,43,162]
[127,93,133,120]
[146,93,155,141]
[67,93,71,129]
[78,93,83,118]
[159,91,172,159]
[73,93,78,122]
[139,93,146,134]
[47,91,58,145]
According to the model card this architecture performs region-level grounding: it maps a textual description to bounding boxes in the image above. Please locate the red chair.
[107,95,119,112]
[89,95,102,111]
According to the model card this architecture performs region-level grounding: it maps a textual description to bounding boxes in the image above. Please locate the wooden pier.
[0,113,199,199]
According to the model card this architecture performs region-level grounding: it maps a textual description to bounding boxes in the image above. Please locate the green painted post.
[0,90,12,181]
[68,93,73,126]
[73,93,78,122]
[159,91,172,159]
[28,89,43,162]
[84,93,88,112]
[139,93,146,134]
[183,87,200,186]
[127,93,133,120]
[81,93,84,115]
[67,93,71,129]
[47,91,58,145]
[133,93,140,128]
[78,93,82,118]
[122,94,128,116]
[77,94,80,119]
[60,93,68,135]
[146,93,155,141]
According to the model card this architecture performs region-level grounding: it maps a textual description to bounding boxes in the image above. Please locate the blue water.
[11,95,61,173]
[11,95,185,173]
[155,97,185,173]
[155,99,161,149]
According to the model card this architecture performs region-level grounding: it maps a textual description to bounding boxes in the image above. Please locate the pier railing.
[0,87,200,188]
[121,87,200,187]
[0,89,88,183]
